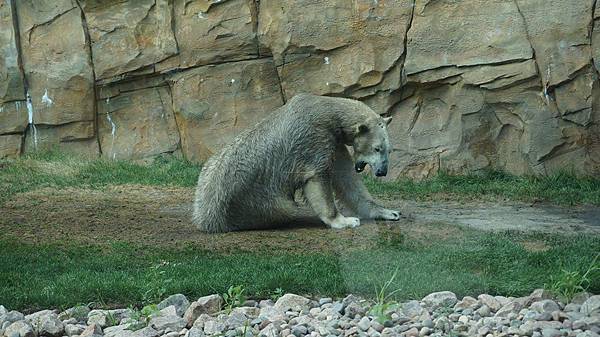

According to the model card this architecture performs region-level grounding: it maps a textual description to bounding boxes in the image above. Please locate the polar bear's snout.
[375,166,387,177]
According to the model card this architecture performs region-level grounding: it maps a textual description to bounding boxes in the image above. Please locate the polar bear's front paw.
[373,208,402,221]
[329,215,361,229]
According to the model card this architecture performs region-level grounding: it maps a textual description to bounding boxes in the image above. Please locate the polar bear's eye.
[374,147,382,153]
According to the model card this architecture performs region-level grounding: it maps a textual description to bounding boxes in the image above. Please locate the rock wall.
[1,0,599,178]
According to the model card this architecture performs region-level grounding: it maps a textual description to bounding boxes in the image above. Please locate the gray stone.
[496,302,523,318]
[26,311,64,337]
[183,295,223,327]
[319,298,333,306]
[103,324,132,337]
[158,294,191,317]
[149,309,186,333]
[531,300,561,315]
[3,321,34,337]
[357,317,370,331]
[185,326,205,337]
[0,311,24,327]
[422,292,458,310]
[80,323,103,337]
[541,328,561,337]
[64,324,85,336]
[403,301,425,318]
[203,319,226,335]
[476,305,491,317]
[59,307,91,322]
[131,326,159,337]
[344,302,365,319]
[478,294,502,312]
[454,297,479,311]
[581,295,600,316]
[274,294,311,312]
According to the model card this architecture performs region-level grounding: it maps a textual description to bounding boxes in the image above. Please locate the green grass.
[365,170,600,205]
[2,150,599,206]
[0,150,199,205]
[0,232,598,312]
[1,151,599,311]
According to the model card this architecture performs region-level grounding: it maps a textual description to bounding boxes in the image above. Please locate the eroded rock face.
[1,0,598,177]
[514,0,593,88]
[0,0,25,105]
[157,0,258,72]
[405,0,533,74]
[80,0,178,81]
[16,0,95,126]
[0,134,23,158]
[170,58,284,162]
[259,0,413,114]
[97,81,180,160]
[23,124,99,157]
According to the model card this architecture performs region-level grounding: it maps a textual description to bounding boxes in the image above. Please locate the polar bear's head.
[351,116,393,177]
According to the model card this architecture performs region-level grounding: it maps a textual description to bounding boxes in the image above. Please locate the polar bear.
[192,93,401,233]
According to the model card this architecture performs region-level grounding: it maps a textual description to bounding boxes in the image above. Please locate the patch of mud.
[396,200,600,234]
[1,186,598,253]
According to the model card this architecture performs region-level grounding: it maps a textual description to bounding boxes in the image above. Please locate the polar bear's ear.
[383,117,392,125]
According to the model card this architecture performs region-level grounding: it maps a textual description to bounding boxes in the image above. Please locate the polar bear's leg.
[332,146,401,221]
[303,175,361,229]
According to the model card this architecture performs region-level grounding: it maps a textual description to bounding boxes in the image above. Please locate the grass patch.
[2,151,600,206]
[365,170,600,205]
[0,232,598,312]
[0,150,199,205]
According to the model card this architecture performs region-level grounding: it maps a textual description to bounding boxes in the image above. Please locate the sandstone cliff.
[1,0,599,178]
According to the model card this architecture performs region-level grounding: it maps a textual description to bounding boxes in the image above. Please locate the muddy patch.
[1,185,598,253]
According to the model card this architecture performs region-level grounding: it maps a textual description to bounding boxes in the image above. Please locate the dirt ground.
[1,185,598,253]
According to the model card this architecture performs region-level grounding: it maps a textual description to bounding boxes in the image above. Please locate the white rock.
[274,294,311,312]
[478,294,502,312]
[422,292,457,309]
[4,321,34,337]
[531,300,560,314]
[580,295,600,316]
[158,295,190,317]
